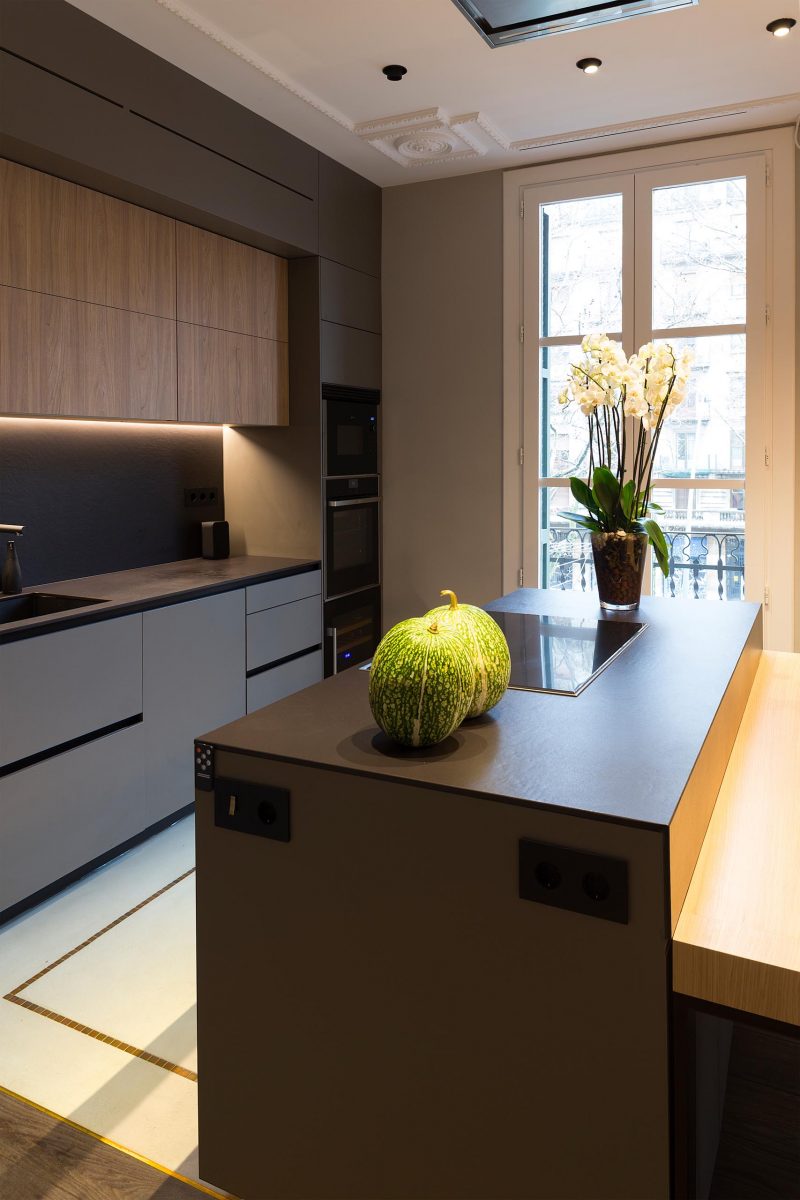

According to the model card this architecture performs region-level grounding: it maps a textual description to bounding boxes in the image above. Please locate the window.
[503,130,796,648]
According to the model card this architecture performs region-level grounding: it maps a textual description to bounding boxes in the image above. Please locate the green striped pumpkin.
[368,617,474,748]
[423,590,511,718]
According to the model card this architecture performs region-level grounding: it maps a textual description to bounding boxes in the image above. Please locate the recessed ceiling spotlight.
[576,57,603,74]
[766,17,796,36]
[382,64,407,81]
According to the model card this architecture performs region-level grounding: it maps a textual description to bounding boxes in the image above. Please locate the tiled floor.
[0,815,221,1196]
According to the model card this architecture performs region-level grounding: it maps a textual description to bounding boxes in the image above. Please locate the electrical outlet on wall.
[184,487,219,508]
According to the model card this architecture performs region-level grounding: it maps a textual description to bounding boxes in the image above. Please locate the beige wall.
[795,140,800,649]
[381,171,504,629]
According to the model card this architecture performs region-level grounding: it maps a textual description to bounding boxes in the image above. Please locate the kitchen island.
[194,589,762,1200]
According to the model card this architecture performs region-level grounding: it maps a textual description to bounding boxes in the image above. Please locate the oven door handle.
[326,626,338,675]
[327,497,381,509]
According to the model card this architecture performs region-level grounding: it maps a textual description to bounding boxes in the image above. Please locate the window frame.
[502,128,796,649]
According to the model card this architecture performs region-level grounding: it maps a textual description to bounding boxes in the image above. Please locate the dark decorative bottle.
[1,540,22,594]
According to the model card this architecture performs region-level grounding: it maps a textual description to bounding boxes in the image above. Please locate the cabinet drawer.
[246,569,321,615]
[0,721,145,915]
[0,615,143,770]
[247,649,323,713]
[246,596,321,672]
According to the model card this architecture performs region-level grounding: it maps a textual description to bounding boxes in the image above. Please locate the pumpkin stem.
[440,589,459,610]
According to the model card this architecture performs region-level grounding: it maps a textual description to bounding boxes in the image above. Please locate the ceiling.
[67,0,800,186]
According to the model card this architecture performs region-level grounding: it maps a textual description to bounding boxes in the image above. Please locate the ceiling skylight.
[450,0,699,47]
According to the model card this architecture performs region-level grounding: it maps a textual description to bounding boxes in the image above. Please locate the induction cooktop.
[488,611,647,696]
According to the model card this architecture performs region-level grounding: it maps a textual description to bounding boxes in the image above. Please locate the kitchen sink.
[0,592,106,624]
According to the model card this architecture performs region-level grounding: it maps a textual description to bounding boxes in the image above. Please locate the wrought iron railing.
[546,528,745,601]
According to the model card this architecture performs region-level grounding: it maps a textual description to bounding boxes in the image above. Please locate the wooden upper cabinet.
[0,159,175,319]
[178,323,288,426]
[176,223,288,341]
[0,285,177,421]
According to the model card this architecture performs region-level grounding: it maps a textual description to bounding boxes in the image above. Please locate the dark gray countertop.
[203,589,761,829]
[0,555,320,642]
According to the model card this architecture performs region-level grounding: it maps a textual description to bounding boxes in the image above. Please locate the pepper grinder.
[0,524,24,595]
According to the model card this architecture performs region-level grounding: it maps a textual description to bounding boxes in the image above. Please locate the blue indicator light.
[344,651,352,659]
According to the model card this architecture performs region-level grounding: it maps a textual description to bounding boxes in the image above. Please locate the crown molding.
[155,0,355,130]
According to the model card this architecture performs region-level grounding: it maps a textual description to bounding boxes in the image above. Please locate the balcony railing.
[546,528,745,601]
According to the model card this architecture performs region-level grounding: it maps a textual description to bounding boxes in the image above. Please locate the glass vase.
[591,531,648,611]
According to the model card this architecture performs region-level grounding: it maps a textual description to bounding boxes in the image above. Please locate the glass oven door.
[325,477,380,600]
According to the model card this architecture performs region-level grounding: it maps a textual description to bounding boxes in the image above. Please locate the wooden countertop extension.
[673,651,800,1027]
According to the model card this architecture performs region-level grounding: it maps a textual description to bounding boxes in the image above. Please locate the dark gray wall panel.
[0,52,317,256]
[0,419,223,586]
[320,322,381,390]
[318,154,381,278]
[0,0,318,200]
[320,258,381,334]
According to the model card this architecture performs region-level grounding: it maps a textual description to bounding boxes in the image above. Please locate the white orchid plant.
[557,334,693,576]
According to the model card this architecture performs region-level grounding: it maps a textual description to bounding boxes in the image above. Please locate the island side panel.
[196,753,670,1200]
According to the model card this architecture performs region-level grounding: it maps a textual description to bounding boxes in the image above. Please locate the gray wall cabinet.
[0,0,317,201]
[319,154,381,278]
[320,259,381,335]
[320,322,382,390]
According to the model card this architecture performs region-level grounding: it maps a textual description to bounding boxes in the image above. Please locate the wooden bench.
[673,650,800,1027]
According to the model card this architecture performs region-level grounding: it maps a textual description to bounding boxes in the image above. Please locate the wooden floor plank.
[0,1088,203,1200]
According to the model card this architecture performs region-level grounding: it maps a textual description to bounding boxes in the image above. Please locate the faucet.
[0,524,24,595]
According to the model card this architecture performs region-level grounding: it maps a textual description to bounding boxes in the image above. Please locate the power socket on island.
[519,839,629,924]
[214,777,291,843]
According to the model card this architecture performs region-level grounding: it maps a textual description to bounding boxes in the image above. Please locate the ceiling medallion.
[397,135,454,159]
[355,107,507,167]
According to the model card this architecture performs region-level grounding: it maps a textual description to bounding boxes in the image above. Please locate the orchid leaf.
[644,519,670,577]
[569,476,596,515]
[619,480,635,521]
[559,510,601,533]
[592,467,620,522]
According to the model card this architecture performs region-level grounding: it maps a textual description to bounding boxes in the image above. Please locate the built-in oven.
[323,383,379,478]
[324,586,381,676]
[324,475,380,602]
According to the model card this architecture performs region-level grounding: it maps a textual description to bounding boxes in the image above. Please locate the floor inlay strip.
[6,867,196,998]
[4,868,197,1080]
[3,993,198,1081]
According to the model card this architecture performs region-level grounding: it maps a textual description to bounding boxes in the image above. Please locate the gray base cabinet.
[0,614,142,769]
[247,649,324,713]
[0,575,322,918]
[0,723,144,913]
[143,591,247,816]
